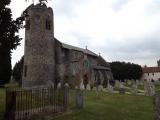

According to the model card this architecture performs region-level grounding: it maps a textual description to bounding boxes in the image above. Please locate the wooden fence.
[5,86,69,120]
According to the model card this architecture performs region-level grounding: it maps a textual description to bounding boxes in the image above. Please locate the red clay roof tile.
[142,67,160,73]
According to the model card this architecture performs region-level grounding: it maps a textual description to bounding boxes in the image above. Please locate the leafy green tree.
[110,61,142,81]
[0,0,24,85]
[12,56,24,85]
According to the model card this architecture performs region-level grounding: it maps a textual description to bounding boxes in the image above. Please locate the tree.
[110,61,142,81]
[0,0,24,85]
[12,56,24,85]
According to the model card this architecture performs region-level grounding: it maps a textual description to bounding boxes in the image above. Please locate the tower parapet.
[22,3,55,87]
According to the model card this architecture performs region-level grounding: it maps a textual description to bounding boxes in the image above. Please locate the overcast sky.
[10,0,160,67]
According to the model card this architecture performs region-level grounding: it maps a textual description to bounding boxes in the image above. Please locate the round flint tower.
[22,3,55,87]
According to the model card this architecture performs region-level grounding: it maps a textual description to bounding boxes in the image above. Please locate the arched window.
[46,19,51,30]
[24,65,27,77]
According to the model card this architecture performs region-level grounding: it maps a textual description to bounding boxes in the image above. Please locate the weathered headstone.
[127,80,132,85]
[93,87,97,91]
[57,82,61,89]
[97,85,103,91]
[119,82,124,88]
[107,83,113,93]
[64,83,69,109]
[130,80,138,95]
[119,82,125,94]
[115,80,120,88]
[86,84,91,91]
[136,80,140,85]
[144,81,155,96]
[76,89,84,109]
[75,86,78,89]
[80,83,85,90]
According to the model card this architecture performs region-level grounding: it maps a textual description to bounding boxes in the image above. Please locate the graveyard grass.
[0,89,154,120]
[0,89,5,120]
[55,91,154,120]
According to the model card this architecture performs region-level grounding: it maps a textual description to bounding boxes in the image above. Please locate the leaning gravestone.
[76,89,84,109]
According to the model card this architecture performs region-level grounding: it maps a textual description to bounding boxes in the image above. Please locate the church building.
[22,3,113,89]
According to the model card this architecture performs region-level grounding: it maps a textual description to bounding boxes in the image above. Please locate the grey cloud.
[146,0,160,15]
[98,34,160,65]
[70,32,92,46]
[65,29,160,65]
[54,0,86,17]
[111,0,129,11]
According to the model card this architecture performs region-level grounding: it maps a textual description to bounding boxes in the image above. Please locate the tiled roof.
[61,43,98,57]
[142,67,160,73]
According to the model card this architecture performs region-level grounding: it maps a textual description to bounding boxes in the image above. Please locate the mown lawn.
[54,91,154,120]
[0,89,5,120]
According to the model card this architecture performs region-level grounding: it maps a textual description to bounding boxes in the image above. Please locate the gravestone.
[75,86,78,89]
[80,83,85,90]
[97,85,103,91]
[107,83,113,93]
[119,82,124,88]
[136,80,139,85]
[144,81,155,96]
[119,82,125,94]
[115,80,120,88]
[76,89,84,109]
[130,80,138,95]
[86,84,91,91]
[57,82,61,89]
[93,87,97,91]
[64,83,69,109]
[127,80,132,85]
